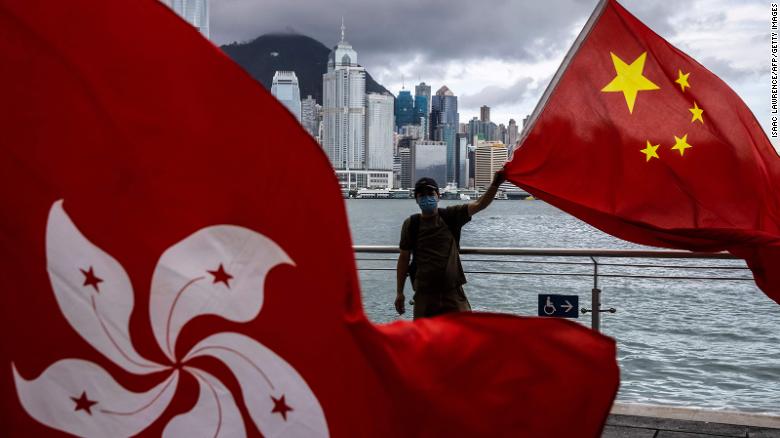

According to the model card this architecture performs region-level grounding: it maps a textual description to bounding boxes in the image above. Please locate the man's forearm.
[477,184,499,209]
[396,258,408,294]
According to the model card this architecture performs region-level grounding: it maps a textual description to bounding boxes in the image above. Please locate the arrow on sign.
[562,300,574,313]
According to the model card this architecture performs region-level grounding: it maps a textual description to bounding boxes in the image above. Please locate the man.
[396,169,506,319]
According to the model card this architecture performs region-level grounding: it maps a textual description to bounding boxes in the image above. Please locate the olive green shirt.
[399,205,471,292]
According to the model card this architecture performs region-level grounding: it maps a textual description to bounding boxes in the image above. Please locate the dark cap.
[414,177,439,196]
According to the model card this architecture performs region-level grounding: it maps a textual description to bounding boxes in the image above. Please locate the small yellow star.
[640,140,660,162]
[671,134,693,156]
[675,70,690,92]
[601,52,660,114]
[689,101,704,124]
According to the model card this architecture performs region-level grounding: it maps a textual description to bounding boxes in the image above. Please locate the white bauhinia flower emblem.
[12,200,329,437]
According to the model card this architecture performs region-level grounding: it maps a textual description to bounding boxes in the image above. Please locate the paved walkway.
[603,414,780,437]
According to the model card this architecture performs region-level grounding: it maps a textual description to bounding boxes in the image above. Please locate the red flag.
[507,0,780,304]
[0,1,618,436]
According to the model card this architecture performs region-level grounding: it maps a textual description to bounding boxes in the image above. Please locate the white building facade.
[474,141,508,189]
[366,93,394,171]
[167,0,209,38]
[322,23,366,171]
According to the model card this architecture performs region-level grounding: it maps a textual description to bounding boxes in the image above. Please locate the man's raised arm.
[468,168,506,217]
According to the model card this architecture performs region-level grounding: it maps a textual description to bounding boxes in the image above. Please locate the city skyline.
[208,0,777,150]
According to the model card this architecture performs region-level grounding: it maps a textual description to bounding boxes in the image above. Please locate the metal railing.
[353,245,751,332]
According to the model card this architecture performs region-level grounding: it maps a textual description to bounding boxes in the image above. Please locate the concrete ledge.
[611,402,780,429]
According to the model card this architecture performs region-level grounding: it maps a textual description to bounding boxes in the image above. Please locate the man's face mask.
[418,195,438,214]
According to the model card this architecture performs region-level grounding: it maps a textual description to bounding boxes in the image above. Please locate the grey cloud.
[460,77,536,108]
[211,0,602,73]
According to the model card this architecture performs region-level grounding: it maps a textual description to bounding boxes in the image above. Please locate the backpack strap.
[437,208,462,248]
[408,213,421,252]
[407,213,421,285]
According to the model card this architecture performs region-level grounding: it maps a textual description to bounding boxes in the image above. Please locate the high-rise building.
[455,133,469,188]
[414,82,432,115]
[507,119,519,148]
[431,86,459,184]
[167,0,209,38]
[467,117,480,145]
[366,93,394,171]
[322,21,366,171]
[395,90,415,129]
[414,82,432,139]
[480,105,490,123]
[414,94,428,136]
[474,141,508,189]
[301,95,319,138]
[399,147,412,189]
[499,123,507,144]
[271,71,302,122]
[412,140,448,189]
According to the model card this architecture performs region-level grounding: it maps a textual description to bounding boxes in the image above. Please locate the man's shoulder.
[442,204,470,216]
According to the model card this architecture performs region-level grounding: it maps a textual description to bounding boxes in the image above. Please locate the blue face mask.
[418,195,438,214]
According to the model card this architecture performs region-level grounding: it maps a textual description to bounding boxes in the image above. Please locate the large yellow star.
[675,70,690,92]
[601,52,660,114]
[689,101,704,124]
[640,140,660,162]
[671,134,693,156]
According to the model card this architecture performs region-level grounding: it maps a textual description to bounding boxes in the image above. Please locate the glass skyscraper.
[395,90,415,129]
[415,82,432,139]
[414,95,428,137]
[271,71,302,122]
[167,0,209,38]
[431,86,459,184]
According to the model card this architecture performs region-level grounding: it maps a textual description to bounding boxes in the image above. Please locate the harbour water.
[347,199,780,413]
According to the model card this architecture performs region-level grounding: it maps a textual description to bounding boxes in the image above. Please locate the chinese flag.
[507,0,780,304]
[0,1,618,437]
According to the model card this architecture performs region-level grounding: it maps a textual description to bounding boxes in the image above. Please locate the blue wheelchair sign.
[538,294,579,318]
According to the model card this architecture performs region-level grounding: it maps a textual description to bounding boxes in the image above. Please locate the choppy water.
[347,199,780,413]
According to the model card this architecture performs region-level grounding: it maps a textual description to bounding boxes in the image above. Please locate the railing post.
[591,256,601,332]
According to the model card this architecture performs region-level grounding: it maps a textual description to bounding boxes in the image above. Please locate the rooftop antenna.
[402,74,405,90]
[340,17,345,43]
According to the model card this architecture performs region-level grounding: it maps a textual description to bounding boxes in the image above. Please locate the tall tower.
[366,93,394,170]
[271,71,302,122]
[301,95,319,138]
[167,0,209,39]
[414,82,432,139]
[431,86,459,184]
[322,20,366,170]
[480,105,490,123]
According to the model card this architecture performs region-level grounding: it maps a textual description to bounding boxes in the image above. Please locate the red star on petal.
[80,267,103,292]
[207,263,233,288]
[71,391,98,415]
[271,394,293,421]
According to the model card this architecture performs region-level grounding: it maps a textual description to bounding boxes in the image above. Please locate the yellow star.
[689,101,704,124]
[640,140,660,162]
[675,70,690,92]
[671,134,693,156]
[601,52,660,114]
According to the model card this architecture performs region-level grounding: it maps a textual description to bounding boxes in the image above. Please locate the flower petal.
[185,332,328,437]
[149,225,293,361]
[13,359,178,437]
[163,368,245,438]
[46,200,165,374]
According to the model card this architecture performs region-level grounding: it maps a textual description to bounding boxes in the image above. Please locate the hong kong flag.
[507,0,780,304]
[0,1,618,437]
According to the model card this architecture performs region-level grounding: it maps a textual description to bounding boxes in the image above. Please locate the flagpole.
[513,0,609,152]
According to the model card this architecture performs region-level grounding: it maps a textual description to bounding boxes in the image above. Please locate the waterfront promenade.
[604,404,780,437]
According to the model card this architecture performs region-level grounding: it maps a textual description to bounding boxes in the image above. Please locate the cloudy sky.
[211,0,778,150]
